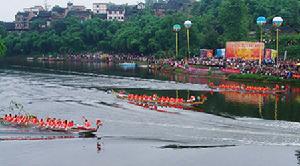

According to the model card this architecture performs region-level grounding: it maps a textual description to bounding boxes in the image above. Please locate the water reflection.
[220,91,270,105]
[97,141,103,154]
[201,91,297,121]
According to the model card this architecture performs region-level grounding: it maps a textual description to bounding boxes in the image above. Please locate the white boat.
[119,63,137,69]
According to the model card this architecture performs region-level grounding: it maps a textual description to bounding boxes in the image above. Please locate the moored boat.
[26,57,35,61]
[119,63,137,68]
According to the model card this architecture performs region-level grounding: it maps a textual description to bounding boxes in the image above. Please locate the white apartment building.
[107,6,125,21]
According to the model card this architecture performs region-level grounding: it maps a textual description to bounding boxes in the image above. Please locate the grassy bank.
[228,74,300,84]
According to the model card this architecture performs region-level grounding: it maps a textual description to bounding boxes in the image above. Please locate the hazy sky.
[0,0,138,22]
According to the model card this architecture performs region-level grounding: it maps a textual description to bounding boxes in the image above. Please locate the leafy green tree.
[0,38,7,56]
[51,19,67,35]
[191,0,222,16]
[1,0,300,58]
[281,0,300,32]
[218,0,250,43]
[0,24,7,38]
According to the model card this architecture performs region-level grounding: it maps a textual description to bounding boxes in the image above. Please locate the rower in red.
[84,119,92,128]
[67,120,74,128]
[82,118,103,129]
[39,119,45,127]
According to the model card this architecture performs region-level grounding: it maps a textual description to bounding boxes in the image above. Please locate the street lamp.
[256,16,266,42]
[256,16,266,66]
[272,17,283,62]
[173,24,181,58]
[184,20,192,59]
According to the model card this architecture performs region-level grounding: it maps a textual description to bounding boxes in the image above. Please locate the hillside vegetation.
[1,0,300,58]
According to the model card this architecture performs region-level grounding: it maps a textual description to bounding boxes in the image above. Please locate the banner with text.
[226,42,265,60]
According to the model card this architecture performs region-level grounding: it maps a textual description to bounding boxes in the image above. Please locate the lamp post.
[272,17,283,64]
[173,24,181,58]
[184,20,192,59]
[256,16,266,42]
[256,16,266,66]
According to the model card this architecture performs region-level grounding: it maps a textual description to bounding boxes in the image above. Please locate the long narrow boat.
[115,92,207,107]
[129,101,184,114]
[208,83,288,94]
[0,118,102,135]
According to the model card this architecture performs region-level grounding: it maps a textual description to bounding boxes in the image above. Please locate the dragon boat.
[0,118,102,136]
[115,92,207,107]
[208,83,288,94]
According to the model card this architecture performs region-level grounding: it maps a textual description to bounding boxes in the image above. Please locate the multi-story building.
[67,2,86,12]
[124,3,146,19]
[15,12,35,30]
[30,11,52,29]
[15,5,45,30]
[51,6,68,19]
[93,3,108,14]
[13,2,138,30]
[107,5,125,21]
[65,2,92,21]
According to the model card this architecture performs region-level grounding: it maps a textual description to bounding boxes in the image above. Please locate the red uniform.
[68,121,74,128]
[39,119,45,127]
[84,121,92,128]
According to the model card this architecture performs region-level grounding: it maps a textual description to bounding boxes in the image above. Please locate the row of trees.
[1,0,300,58]
[0,38,6,57]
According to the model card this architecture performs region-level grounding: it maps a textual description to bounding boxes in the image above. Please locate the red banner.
[265,49,272,60]
[226,42,265,60]
[200,49,214,58]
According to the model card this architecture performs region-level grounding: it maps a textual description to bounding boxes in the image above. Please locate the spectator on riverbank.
[39,52,300,79]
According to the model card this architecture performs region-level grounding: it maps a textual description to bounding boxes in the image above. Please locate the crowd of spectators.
[65,52,104,62]
[64,53,156,64]
[187,57,300,79]
[159,56,300,79]
[37,53,300,79]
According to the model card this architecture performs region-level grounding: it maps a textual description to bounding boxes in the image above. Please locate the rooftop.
[107,5,125,11]
[16,12,30,17]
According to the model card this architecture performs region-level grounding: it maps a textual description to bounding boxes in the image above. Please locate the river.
[0,60,300,166]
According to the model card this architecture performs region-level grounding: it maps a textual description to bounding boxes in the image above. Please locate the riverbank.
[151,61,300,85]
[153,63,300,85]
[4,55,300,85]
[227,74,300,85]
